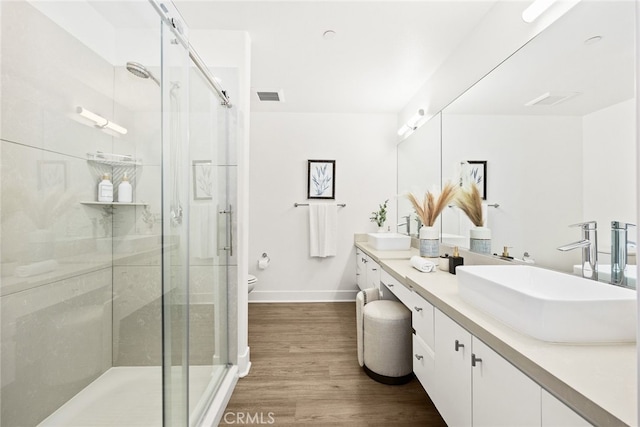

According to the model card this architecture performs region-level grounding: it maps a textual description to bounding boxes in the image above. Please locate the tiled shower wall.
[0,1,162,425]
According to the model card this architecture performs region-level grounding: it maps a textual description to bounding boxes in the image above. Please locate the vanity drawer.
[413,333,435,393]
[380,270,412,305]
[411,296,434,349]
[381,270,435,348]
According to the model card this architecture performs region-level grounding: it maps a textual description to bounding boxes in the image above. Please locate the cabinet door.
[433,309,472,427]
[366,259,381,290]
[472,337,541,427]
[541,389,592,426]
[413,333,435,392]
[356,249,367,290]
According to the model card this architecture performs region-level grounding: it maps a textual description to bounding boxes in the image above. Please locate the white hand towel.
[15,259,58,277]
[309,203,338,257]
[190,204,216,259]
[410,256,436,273]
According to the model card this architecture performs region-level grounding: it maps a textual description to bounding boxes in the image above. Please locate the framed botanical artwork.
[307,160,335,199]
[464,160,487,200]
[192,160,213,201]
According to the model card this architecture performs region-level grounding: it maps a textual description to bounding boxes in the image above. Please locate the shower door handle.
[227,205,233,257]
[218,205,233,257]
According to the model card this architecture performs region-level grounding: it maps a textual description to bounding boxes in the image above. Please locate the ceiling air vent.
[255,90,285,102]
[525,92,580,107]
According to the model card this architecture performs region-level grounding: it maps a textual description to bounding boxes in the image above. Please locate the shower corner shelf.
[87,152,142,166]
[81,201,148,207]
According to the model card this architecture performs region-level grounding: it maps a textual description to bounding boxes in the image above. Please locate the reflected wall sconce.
[397,108,425,137]
[77,106,128,135]
[522,0,557,23]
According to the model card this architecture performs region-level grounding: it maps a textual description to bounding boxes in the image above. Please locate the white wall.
[249,112,396,302]
[583,99,636,259]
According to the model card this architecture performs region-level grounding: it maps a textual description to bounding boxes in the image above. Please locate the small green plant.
[370,199,389,228]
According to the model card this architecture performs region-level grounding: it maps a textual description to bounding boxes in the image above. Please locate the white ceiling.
[172,1,497,114]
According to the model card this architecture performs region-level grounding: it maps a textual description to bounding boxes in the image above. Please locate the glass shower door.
[187,62,232,426]
[160,9,191,426]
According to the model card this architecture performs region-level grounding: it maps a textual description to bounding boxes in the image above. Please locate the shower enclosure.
[0,0,237,425]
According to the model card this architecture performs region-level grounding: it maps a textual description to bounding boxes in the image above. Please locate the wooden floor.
[221,302,446,426]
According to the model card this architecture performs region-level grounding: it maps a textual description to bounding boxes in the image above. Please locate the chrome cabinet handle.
[414,306,423,312]
[414,354,424,361]
[472,354,482,367]
[387,283,394,287]
[455,340,464,351]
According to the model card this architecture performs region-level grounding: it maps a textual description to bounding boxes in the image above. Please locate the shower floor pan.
[38,365,223,426]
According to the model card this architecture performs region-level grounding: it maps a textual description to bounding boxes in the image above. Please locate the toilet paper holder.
[258,253,270,269]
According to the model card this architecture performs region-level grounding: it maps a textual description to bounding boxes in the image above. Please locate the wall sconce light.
[397,108,425,137]
[522,0,557,23]
[77,106,128,135]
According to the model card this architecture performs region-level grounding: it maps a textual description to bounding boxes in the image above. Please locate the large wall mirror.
[397,113,441,237]
[399,0,636,275]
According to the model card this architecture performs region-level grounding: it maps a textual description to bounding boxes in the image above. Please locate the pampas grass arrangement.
[455,183,484,227]
[407,182,458,227]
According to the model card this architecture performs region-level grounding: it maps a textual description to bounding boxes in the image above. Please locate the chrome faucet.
[557,221,598,281]
[397,215,411,235]
[611,221,636,287]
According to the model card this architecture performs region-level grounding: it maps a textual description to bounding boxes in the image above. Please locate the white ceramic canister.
[470,226,491,254]
[419,226,440,258]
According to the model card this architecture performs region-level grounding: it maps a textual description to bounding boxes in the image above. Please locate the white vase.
[377,226,386,233]
[470,226,491,254]
[419,226,439,258]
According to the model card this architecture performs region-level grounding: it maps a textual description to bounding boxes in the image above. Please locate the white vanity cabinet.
[472,337,541,426]
[381,270,436,390]
[541,390,593,427]
[433,309,473,426]
[355,248,381,290]
[356,248,366,289]
[367,258,381,290]
[433,309,541,427]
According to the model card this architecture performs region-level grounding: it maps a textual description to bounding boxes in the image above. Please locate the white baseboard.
[248,289,358,303]
[197,366,238,427]
[237,346,251,378]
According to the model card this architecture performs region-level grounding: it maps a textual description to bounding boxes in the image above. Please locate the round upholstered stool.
[362,299,412,385]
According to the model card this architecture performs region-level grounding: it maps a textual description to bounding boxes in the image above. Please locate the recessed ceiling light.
[322,30,336,40]
[584,35,603,45]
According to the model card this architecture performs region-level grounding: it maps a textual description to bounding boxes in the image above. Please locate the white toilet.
[248,274,257,293]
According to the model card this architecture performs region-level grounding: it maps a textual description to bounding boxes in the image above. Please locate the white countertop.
[355,241,637,426]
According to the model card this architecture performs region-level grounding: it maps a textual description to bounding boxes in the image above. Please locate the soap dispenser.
[98,173,113,202]
[500,246,514,260]
[118,173,133,203]
[449,246,464,274]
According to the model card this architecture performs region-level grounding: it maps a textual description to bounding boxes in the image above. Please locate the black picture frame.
[466,160,487,200]
[307,160,336,199]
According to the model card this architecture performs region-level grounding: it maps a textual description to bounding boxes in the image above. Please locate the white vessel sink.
[456,265,637,343]
[572,264,637,287]
[367,233,411,251]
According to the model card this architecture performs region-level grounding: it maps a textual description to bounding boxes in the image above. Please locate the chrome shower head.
[126,61,160,86]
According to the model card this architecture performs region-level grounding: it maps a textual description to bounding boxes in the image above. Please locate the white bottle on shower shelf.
[98,173,113,202]
[117,173,132,203]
